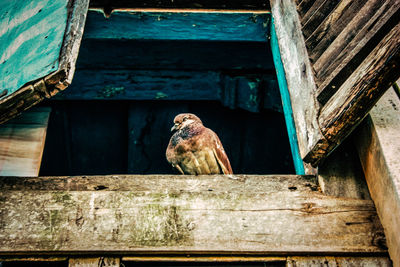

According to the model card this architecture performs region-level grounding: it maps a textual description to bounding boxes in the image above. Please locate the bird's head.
[171,113,202,132]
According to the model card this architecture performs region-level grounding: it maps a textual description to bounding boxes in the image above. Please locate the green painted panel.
[0,0,68,98]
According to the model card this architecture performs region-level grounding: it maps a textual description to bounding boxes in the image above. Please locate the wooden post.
[355,88,400,265]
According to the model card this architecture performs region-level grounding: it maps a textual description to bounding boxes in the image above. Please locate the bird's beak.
[171,123,179,132]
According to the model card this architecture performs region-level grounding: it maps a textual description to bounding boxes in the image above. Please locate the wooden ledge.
[0,174,386,255]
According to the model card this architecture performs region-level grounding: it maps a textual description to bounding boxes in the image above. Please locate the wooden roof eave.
[0,0,89,125]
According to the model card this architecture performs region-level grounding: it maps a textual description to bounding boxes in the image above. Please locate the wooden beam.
[0,175,386,255]
[0,107,51,176]
[270,0,322,174]
[83,9,270,41]
[355,88,400,266]
[270,19,305,174]
[305,20,400,166]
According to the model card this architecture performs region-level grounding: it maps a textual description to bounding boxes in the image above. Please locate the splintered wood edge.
[0,0,89,125]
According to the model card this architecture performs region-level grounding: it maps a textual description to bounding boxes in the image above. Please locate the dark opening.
[39,12,295,175]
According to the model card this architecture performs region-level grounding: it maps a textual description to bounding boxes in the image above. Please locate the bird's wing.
[207,129,233,174]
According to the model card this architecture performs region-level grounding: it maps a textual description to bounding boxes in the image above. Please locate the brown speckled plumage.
[166,113,233,175]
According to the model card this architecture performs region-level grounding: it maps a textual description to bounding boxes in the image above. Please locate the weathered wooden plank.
[301,0,340,39]
[69,258,120,267]
[57,0,90,86]
[83,9,269,41]
[270,0,322,174]
[305,0,365,62]
[57,70,221,100]
[270,19,305,174]
[0,0,89,125]
[304,21,400,166]
[287,257,391,266]
[296,0,315,19]
[318,138,370,199]
[0,107,51,177]
[335,257,392,266]
[315,1,400,102]
[287,257,337,266]
[0,0,67,99]
[0,175,386,254]
[355,88,400,266]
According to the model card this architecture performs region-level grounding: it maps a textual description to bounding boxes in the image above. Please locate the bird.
[166,113,233,175]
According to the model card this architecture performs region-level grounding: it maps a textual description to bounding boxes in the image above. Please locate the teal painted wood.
[270,18,305,175]
[0,0,68,98]
[83,10,270,41]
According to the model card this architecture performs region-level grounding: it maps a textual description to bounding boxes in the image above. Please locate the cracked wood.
[0,175,386,255]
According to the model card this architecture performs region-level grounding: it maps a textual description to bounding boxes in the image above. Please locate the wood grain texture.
[0,0,89,125]
[270,20,305,174]
[314,0,400,100]
[83,9,269,41]
[304,21,400,166]
[287,256,391,266]
[296,0,315,19]
[305,0,365,62]
[0,0,67,98]
[355,88,400,266]
[69,258,120,267]
[58,0,90,85]
[0,107,50,177]
[270,0,323,172]
[0,175,386,255]
[300,0,340,39]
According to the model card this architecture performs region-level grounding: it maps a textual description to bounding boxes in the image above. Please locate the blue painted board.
[270,18,305,175]
[84,10,269,41]
[55,70,221,100]
[0,0,68,98]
